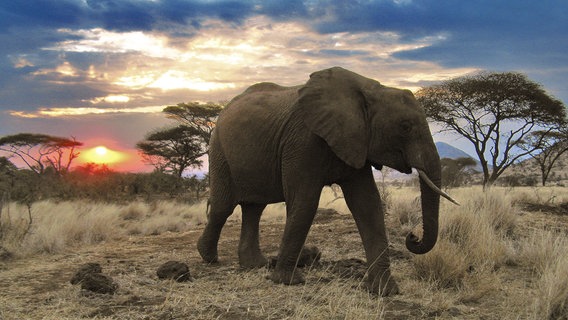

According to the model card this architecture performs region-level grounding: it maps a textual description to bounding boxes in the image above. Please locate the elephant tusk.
[416,169,460,206]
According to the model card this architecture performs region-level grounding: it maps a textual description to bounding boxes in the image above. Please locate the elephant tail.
[205,198,211,220]
[206,198,211,219]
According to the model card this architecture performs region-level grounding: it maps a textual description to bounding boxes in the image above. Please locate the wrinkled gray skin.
[197,67,441,296]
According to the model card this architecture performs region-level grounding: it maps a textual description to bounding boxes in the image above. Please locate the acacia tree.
[521,130,568,186]
[0,133,82,175]
[441,157,477,188]
[162,102,224,146]
[138,102,223,177]
[417,72,566,187]
[137,125,205,177]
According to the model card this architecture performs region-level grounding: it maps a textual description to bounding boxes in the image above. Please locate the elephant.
[197,67,457,296]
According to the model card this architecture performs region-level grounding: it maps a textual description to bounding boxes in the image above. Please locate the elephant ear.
[297,67,373,169]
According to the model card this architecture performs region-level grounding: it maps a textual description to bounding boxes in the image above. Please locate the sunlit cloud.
[12,56,35,68]
[32,61,78,77]
[150,71,236,91]
[88,95,131,104]
[30,16,473,98]
[47,28,179,59]
[9,15,478,123]
[8,106,165,118]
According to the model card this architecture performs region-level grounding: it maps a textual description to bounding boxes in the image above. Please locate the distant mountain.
[435,142,474,160]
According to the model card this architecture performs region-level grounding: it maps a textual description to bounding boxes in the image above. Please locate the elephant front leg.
[340,169,400,296]
[239,203,268,269]
[268,190,320,285]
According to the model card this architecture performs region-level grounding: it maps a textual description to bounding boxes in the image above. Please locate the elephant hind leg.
[269,186,321,285]
[197,148,236,264]
[197,202,235,263]
[239,203,268,269]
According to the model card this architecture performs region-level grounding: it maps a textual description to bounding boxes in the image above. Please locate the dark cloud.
[256,0,310,20]
[293,0,567,102]
[308,1,568,68]
[0,0,255,32]
[310,1,565,39]
[0,1,84,30]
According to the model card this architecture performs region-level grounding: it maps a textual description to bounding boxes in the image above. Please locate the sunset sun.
[95,146,108,156]
[83,145,127,165]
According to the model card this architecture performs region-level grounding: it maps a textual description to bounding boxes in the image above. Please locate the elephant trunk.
[405,157,442,255]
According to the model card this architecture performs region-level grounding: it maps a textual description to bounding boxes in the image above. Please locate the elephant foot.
[366,272,400,297]
[267,268,305,285]
[197,235,218,264]
[239,253,268,269]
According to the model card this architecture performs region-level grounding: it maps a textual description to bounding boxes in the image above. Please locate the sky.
[1,0,567,172]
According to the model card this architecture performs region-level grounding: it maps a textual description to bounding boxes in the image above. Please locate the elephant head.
[298,67,457,254]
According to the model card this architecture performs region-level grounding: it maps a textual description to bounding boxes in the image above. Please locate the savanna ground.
[1,185,567,319]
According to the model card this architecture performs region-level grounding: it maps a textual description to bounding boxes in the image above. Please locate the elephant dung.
[70,263,103,284]
[70,262,118,295]
[80,273,118,295]
[156,261,192,282]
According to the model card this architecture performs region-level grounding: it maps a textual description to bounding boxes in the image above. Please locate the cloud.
[303,3,565,64]
[8,106,166,118]
[1,0,566,161]
[4,14,473,109]
[308,0,568,72]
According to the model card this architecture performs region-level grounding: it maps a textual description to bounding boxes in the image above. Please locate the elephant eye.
[400,120,413,135]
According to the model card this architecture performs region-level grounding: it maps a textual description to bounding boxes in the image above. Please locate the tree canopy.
[417,71,567,186]
[137,125,205,177]
[162,102,224,146]
[441,157,477,188]
[137,102,223,177]
[0,133,82,175]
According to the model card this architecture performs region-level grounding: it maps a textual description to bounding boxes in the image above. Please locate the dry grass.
[516,230,568,319]
[1,185,568,319]
[404,188,513,293]
[509,186,568,206]
[0,187,348,256]
[1,200,210,255]
[389,185,568,318]
[532,253,568,319]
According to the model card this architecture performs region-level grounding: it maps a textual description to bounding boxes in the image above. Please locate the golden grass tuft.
[412,240,469,288]
[395,187,517,290]
[516,230,568,319]
[516,230,568,274]
[387,190,422,236]
[532,253,568,319]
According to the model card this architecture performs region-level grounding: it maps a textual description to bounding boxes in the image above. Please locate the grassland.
[1,186,567,319]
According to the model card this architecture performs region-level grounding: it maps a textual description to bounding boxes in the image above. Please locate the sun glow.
[95,146,108,156]
[83,145,127,165]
